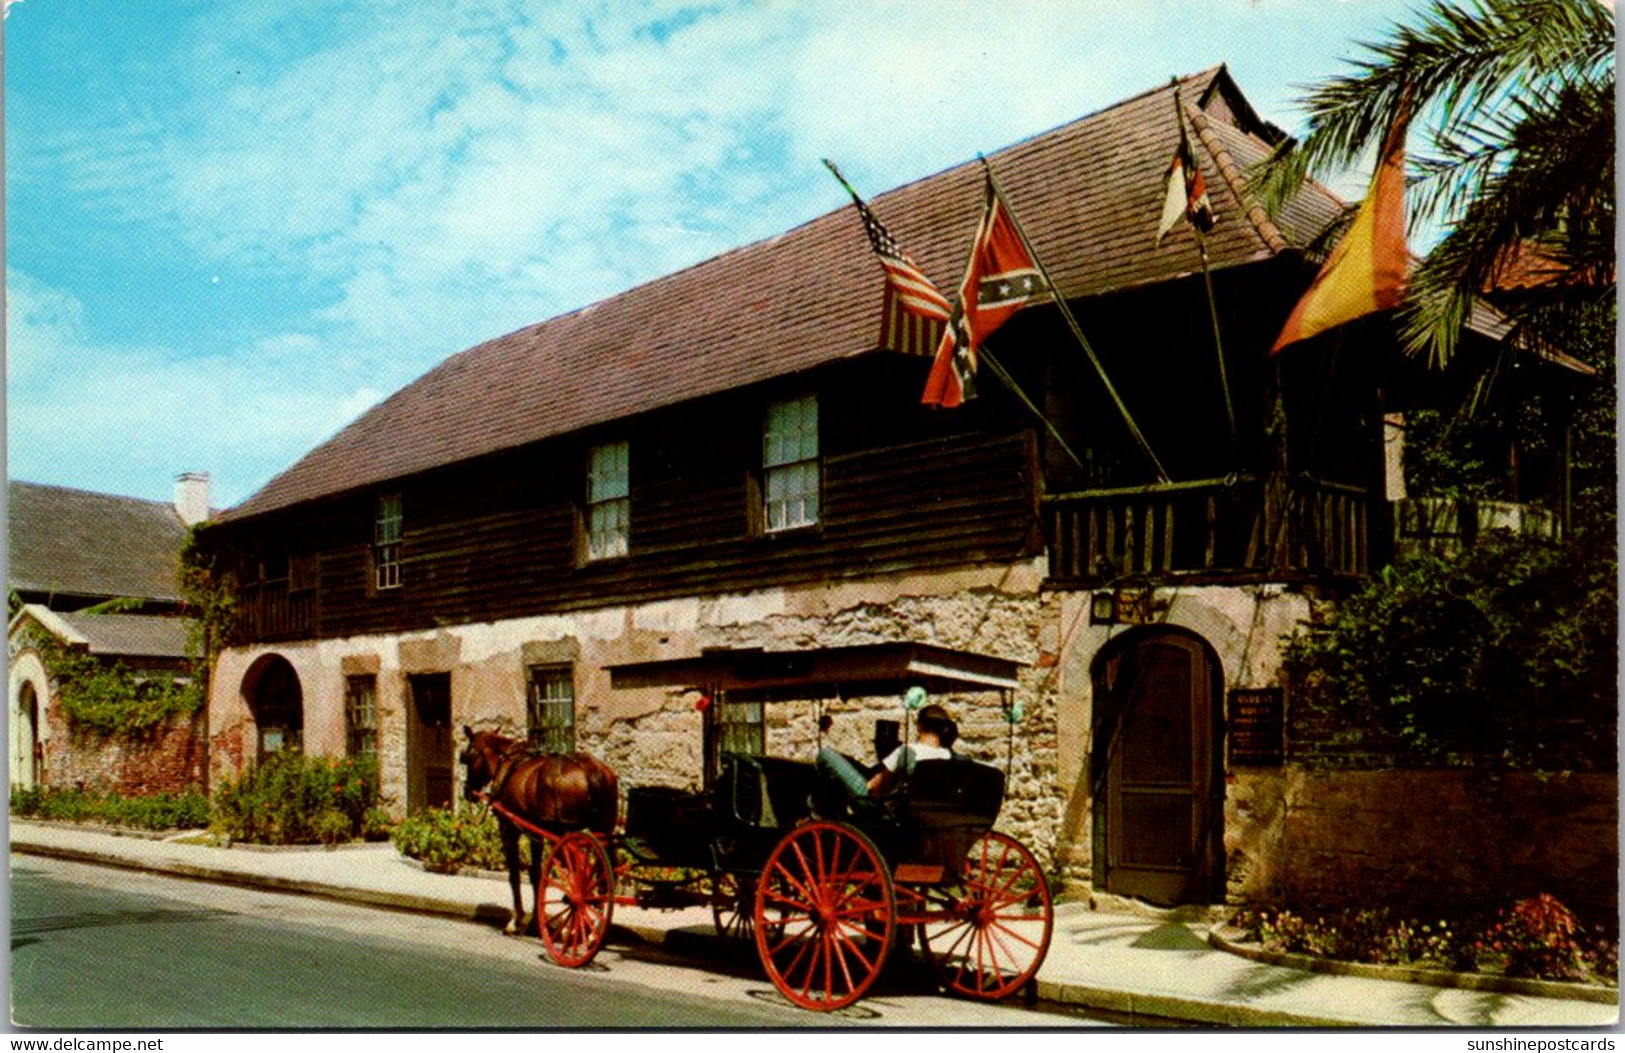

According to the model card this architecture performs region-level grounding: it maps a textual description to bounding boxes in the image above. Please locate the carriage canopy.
[605,641,1022,700]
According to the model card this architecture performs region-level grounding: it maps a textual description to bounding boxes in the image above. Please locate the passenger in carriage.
[868,703,955,794]
[816,701,958,800]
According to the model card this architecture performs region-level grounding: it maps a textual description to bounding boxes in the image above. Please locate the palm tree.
[1257,0,1614,366]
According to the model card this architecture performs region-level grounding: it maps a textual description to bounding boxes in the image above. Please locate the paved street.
[10,856,1097,1029]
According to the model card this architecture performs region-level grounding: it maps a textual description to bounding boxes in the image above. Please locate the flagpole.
[980,347,1088,472]
[980,158,1171,484]
[1172,84,1239,458]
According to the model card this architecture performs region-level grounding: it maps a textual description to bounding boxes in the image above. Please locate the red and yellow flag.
[1270,109,1410,353]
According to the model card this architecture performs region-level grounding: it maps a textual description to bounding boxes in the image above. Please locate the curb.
[11,839,687,951]
[1208,925,1619,1006]
[1032,978,1367,1028]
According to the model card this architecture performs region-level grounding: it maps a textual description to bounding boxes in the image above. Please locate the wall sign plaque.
[1227,687,1284,765]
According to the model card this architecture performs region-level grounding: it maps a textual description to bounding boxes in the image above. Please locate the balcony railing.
[1395,496,1559,557]
[1045,474,1374,584]
[235,580,316,641]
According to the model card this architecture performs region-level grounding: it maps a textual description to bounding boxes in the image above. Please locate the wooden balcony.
[235,580,316,642]
[1044,474,1376,585]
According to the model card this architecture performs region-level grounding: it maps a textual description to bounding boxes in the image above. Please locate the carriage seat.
[901,758,1004,829]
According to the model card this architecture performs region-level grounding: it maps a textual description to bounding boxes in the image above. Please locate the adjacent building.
[8,474,211,793]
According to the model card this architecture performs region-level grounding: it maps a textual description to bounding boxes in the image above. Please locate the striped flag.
[1156,109,1215,243]
[824,159,952,357]
[1271,106,1410,352]
[922,181,1048,408]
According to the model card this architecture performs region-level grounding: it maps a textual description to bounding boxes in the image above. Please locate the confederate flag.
[922,183,1047,407]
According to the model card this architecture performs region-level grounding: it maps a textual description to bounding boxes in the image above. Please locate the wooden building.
[200,68,1582,908]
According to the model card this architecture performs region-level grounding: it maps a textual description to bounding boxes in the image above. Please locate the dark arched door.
[1091,629,1224,905]
[244,655,304,762]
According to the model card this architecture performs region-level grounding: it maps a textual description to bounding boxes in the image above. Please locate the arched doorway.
[242,654,304,762]
[14,681,41,789]
[1091,627,1224,905]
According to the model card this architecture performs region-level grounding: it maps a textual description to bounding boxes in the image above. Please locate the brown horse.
[459,727,620,936]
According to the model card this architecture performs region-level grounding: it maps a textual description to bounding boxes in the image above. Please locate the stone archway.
[240,654,304,762]
[10,651,49,790]
[1090,626,1225,906]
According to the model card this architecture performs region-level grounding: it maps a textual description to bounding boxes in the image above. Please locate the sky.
[5,0,1426,510]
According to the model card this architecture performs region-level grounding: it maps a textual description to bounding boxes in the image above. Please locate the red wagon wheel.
[753,821,895,1012]
[538,831,616,968]
[920,830,1054,1001]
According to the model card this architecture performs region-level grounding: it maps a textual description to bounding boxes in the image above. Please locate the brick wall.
[1275,767,1617,926]
[43,696,209,795]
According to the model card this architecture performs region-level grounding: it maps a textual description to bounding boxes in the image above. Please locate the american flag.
[824,160,952,357]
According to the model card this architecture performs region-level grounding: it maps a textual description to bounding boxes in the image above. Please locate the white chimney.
[174,471,211,526]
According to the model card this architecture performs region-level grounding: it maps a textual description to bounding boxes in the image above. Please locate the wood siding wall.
[221,357,1043,643]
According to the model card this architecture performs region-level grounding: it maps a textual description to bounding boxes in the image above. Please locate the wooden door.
[16,682,39,788]
[408,674,454,811]
[1093,631,1222,905]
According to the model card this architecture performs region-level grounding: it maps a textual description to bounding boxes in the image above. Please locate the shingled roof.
[8,481,187,605]
[12,604,191,660]
[223,67,1343,523]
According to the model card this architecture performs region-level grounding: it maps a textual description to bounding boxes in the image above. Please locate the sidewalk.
[10,820,1617,1029]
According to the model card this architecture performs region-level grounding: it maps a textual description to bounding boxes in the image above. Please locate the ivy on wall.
[178,523,237,669]
[37,634,203,738]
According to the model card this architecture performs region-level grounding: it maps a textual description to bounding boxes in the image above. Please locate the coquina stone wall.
[208,558,1065,863]
[1270,767,1618,926]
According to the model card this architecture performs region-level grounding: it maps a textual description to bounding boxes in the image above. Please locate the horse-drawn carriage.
[461,642,1054,1012]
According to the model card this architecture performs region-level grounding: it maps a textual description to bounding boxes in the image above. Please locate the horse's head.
[459,726,516,802]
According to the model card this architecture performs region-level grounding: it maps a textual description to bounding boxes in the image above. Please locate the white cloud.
[5,270,385,505]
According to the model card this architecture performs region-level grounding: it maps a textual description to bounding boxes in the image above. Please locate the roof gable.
[8,481,187,604]
[223,66,1332,523]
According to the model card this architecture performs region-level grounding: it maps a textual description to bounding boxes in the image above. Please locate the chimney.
[174,472,211,526]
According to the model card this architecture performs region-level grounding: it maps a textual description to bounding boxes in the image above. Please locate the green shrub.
[11,785,210,830]
[391,806,529,873]
[1285,533,1617,768]
[212,752,382,845]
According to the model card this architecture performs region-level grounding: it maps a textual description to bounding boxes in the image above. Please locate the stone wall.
[208,559,1061,859]
[40,704,209,795]
[1273,767,1618,925]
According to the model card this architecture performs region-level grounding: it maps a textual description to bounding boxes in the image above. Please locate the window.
[715,697,764,757]
[345,676,378,758]
[374,494,402,590]
[585,441,630,560]
[528,664,576,753]
[763,394,819,532]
